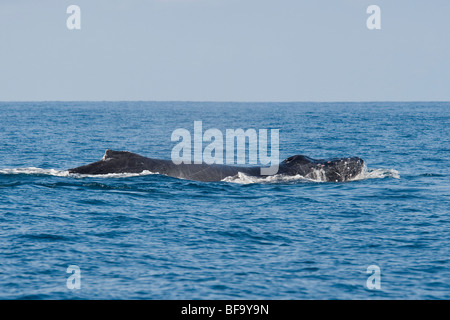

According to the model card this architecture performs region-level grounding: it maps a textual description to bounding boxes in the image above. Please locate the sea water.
[0,101,448,299]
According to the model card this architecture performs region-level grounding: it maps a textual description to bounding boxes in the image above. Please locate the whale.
[68,149,365,182]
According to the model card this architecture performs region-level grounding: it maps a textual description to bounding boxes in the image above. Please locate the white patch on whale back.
[102,151,112,161]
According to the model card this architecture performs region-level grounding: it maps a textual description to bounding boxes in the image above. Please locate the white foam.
[359,168,401,180]
[0,167,71,177]
[0,167,157,179]
[304,167,327,181]
[221,166,400,184]
[69,170,158,179]
[222,172,314,184]
[0,166,399,183]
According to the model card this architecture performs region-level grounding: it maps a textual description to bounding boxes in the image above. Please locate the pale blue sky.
[0,0,449,101]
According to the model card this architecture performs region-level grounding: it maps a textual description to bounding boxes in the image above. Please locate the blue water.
[0,101,449,299]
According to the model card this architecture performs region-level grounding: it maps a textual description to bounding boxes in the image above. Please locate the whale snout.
[325,157,365,182]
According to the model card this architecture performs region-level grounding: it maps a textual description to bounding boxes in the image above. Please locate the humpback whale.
[68,150,365,182]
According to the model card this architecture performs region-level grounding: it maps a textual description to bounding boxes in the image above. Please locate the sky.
[0,0,449,101]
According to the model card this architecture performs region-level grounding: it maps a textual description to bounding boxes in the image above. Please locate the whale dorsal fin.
[102,149,130,161]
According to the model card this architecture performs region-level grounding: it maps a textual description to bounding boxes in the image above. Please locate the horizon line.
[0,100,449,103]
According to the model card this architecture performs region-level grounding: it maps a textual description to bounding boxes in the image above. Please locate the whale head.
[282,155,365,182]
[317,156,365,182]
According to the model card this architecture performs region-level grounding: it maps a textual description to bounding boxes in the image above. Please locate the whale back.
[69,149,159,174]
[102,149,133,161]
[69,150,365,182]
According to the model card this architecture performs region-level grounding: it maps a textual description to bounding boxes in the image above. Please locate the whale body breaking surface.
[68,149,365,182]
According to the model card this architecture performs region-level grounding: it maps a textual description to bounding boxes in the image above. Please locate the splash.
[0,167,157,179]
[68,170,158,178]
[360,168,400,180]
[221,166,400,184]
[222,172,312,184]
[0,166,399,183]
[0,167,70,177]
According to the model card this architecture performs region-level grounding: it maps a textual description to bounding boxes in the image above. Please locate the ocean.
[0,101,448,299]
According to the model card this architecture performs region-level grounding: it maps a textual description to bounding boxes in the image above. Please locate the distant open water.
[0,102,449,299]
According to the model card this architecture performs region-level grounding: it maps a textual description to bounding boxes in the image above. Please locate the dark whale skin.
[68,150,365,182]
